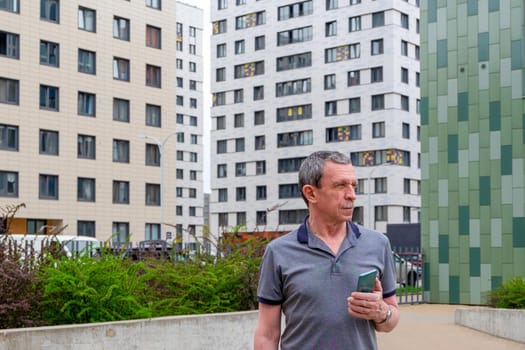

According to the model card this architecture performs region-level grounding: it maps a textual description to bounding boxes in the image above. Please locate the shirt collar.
[297,215,361,244]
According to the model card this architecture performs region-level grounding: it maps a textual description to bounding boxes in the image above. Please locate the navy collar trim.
[297,216,361,244]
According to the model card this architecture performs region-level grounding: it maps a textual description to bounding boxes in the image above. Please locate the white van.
[0,234,101,258]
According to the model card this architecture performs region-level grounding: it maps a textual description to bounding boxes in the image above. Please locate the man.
[254,151,399,349]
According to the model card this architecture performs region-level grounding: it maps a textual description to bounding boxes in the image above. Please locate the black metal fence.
[392,247,424,304]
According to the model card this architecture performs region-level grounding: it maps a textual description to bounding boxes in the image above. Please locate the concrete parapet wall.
[0,311,259,350]
[455,307,525,344]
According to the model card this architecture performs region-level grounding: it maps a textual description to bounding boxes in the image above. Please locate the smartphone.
[356,269,377,293]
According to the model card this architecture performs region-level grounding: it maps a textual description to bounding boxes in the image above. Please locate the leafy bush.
[487,277,525,309]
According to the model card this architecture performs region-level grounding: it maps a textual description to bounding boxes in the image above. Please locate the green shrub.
[487,277,525,309]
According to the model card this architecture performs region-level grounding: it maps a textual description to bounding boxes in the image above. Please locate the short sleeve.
[381,239,397,298]
[257,244,283,305]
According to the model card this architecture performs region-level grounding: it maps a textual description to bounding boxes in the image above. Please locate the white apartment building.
[209,0,421,237]
[0,0,205,248]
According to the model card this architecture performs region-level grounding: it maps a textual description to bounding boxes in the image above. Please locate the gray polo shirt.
[257,218,396,350]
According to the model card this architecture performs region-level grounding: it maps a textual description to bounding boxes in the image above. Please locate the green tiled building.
[420,0,525,304]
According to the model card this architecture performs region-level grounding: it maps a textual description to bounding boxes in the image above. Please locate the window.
[78,91,96,116]
[254,85,264,100]
[234,113,244,127]
[277,26,312,46]
[279,184,301,199]
[401,40,408,56]
[256,211,266,225]
[254,35,265,50]
[325,21,337,37]
[40,85,59,111]
[176,151,183,160]
[145,224,161,240]
[237,0,246,4]
[112,222,129,246]
[234,89,244,103]
[0,124,18,151]
[276,78,311,97]
[235,162,246,176]
[278,157,305,173]
[40,40,59,67]
[278,1,313,20]
[189,80,197,90]
[217,140,227,154]
[189,44,196,54]
[416,19,420,33]
[371,39,383,55]
[276,104,312,122]
[236,187,246,201]
[77,134,95,159]
[415,45,420,60]
[189,207,196,217]
[277,52,312,72]
[39,174,58,199]
[375,206,388,221]
[0,0,18,13]
[256,185,267,200]
[256,160,266,175]
[77,221,95,237]
[326,125,361,142]
[146,25,161,49]
[235,138,245,152]
[216,68,226,82]
[325,101,337,116]
[349,97,361,113]
[235,40,245,54]
[177,95,184,106]
[176,40,183,51]
[401,67,409,83]
[236,212,246,225]
[218,188,228,202]
[213,20,227,34]
[279,209,309,225]
[78,49,96,74]
[113,16,130,41]
[349,16,361,32]
[404,178,411,194]
[77,177,95,202]
[277,130,313,147]
[324,74,336,90]
[216,116,225,130]
[189,187,197,198]
[371,94,385,110]
[78,7,96,32]
[217,164,227,178]
[325,44,360,63]
[234,61,264,78]
[113,57,130,81]
[41,0,59,22]
[326,0,337,10]
[0,78,19,105]
[350,0,361,4]
[403,207,411,223]
[146,64,161,88]
[39,129,59,155]
[145,143,160,166]
[254,110,265,125]
[371,66,383,82]
[0,171,18,197]
[375,177,387,193]
[176,205,183,215]
[113,139,129,163]
[348,70,360,86]
[176,132,184,143]
[27,219,46,234]
[255,135,265,150]
[218,213,228,227]
[146,183,160,206]
[190,170,197,180]
[401,123,410,139]
[113,98,129,122]
[372,122,385,138]
[401,95,409,111]
[235,11,265,29]
[0,31,19,59]
[401,13,409,29]
[218,0,227,10]
[176,59,183,69]
[217,43,226,57]
[372,11,384,27]
[146,0,161,10]
[416,72,420,87]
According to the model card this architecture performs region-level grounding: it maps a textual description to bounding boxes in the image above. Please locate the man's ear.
[302,184,316,203]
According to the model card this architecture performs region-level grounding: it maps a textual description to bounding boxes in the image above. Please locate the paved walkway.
[377,304,525,350]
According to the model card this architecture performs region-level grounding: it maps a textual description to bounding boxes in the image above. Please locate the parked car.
[393,252,420,287]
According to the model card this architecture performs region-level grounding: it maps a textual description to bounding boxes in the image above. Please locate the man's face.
[313,161,357,223]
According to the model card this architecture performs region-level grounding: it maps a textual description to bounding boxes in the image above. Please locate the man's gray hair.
[298,151,351,204]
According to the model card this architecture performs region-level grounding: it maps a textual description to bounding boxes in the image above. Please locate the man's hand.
[347,278,387,323]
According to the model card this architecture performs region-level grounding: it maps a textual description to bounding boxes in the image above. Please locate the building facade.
[0,0,204,248]
[421,1,525,304]
[209,0,421,238]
